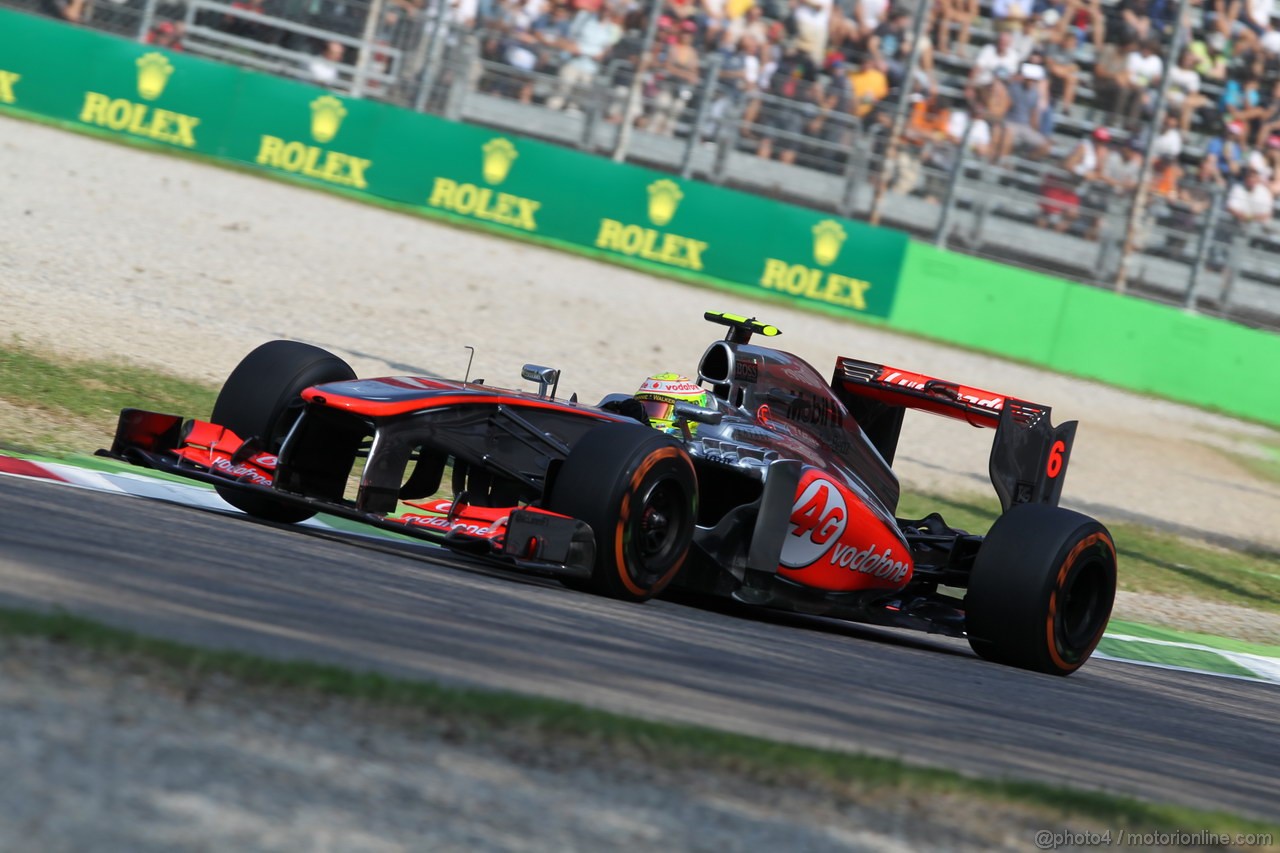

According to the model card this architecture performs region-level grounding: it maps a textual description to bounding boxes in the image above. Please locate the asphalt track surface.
[1,475,1277,822]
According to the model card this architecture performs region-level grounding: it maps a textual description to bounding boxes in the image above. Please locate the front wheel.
[547,423,697,602]
[964,504,1116,676]
[210,340,356,523]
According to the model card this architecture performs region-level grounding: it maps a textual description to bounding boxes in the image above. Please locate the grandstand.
[9,0,1280,329]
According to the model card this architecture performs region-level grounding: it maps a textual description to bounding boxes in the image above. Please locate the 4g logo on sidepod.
[780,475,848,568]
[779,470,912,583]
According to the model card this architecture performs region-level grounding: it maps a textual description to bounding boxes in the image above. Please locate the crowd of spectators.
[457,0,1280,248]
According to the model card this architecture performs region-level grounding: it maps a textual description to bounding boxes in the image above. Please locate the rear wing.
[833,358,1077,511]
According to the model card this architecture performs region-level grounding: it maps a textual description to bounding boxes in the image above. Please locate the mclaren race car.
[101,311,1117,676]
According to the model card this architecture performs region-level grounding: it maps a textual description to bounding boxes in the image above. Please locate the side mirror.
[672,402,722,441]
[673,402,723,425]
[521,364,560,399]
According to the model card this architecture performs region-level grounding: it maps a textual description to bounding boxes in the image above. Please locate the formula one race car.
[101,311,1117,676]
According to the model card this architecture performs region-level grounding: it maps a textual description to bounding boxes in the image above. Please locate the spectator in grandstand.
[725,3,770,45]
[1078,136,1143,240]
[701,0,730,47]
[1113,137,1145,190]
[992,0,1032,22]
[1042,24,1081,110]
[1149,151,1185,199]
[1205,0,1243,41]
[1249,77,1280,146]
[703,31,761,133]
[1226,166,1275,224]
[1117,0,1169,44]
[504,2,574,103]
[41,0,85,23]
[792,0,834,63]
[853,0,891,52]
[1204,119,1249,184]
[486,0,536,95]
[1010,10,1049,60]
[891,93,952,196]
[1092,36,1133,121]
[966,26,1020,104]
[666,0,699,23]
[848,53,891,125]
[546,1,623,111]
[643,19,701,133]
[868,7,910,69]
[737,16,783,137]
[1189,30,1231,81]
[1122,38,1164,124]
[1240,0,1274,53]
[933,0,980,56]
[1069,0,1105,50]
[1068,124,1115,181]
[755,38,821,162]
[860,0,890,36]
[1207,165,1274,265]
[949,103,996,158]
[146,21,187,49]
[1039,125,1111,231]
[869,7,935,91]
[1151,111,1184,159]
[307,39,347,86]
[714,32,763,106]
[478,0,521,95]
[806,56,856,146]
[379,0,424,47]
[992,60,1052,162]
[1165,47,1209,132]
[1222,70,1267,141]
[1258,135,1280,193]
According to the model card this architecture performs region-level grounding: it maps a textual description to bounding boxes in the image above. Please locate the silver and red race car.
[102,311,1117,675]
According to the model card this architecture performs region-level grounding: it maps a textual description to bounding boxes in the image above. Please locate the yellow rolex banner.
[0,7,905,318]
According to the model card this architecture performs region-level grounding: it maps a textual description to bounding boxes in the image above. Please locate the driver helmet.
[634,373,709,434]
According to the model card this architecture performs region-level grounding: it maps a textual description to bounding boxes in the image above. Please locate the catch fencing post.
[933,117,975,246]
[680,54,722,179]
[1185,186,1223,310]
[868,0,932,225]
[1113,0,1190,292]
[353,0,388,98]
[611,0,662,163]
[136,0,161,41]
[414,0,452,112]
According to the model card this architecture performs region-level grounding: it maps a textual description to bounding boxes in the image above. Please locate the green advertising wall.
[894,244,1280,425]
[1,8,1277,426]
[0,8,904,320]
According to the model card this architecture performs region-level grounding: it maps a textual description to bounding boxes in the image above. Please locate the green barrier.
[893,243,1280,425]
[0,9,905,320]
[2,8,1276,425]
[0,17,240,154]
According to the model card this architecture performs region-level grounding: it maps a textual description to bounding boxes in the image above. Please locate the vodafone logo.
[828,543,910,582]
[780,475,848,568]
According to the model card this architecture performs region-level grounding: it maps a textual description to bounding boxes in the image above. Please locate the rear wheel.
[210,340,355,523]
[548,423,697,602]
[965,504,1116,676]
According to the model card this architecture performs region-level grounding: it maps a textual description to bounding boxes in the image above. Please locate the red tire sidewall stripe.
[614,446,695,598]
[1046,531,1116,671]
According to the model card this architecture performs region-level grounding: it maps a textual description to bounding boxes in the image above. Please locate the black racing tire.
[548,423,697,602]
[965,504,1116,676]
[210,340,355,523]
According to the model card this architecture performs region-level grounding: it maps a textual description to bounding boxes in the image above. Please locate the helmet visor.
[640,399,676,423]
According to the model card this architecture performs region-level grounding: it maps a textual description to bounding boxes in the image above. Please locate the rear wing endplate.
[834,358,1076,511]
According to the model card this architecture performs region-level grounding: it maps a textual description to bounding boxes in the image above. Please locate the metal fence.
[8,0,1279,329]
